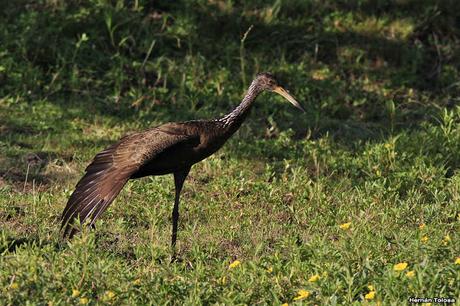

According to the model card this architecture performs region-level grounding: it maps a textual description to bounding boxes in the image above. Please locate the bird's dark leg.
[171,167,191,249]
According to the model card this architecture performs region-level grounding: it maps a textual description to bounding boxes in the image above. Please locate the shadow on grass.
[0,234,66,254]
[0,237,36,253]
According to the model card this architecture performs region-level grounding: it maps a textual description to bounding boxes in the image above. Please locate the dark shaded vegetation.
[1,0,458,119]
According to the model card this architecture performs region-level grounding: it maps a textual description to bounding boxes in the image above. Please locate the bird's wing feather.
[61,127,198,237]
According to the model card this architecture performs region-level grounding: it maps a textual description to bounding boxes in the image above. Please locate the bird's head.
[254,72,305,112]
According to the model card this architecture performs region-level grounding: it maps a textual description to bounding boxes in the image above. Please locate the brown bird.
[61,72,304,247]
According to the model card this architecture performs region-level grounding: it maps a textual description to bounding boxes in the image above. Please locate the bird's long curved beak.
[273,86,305,113]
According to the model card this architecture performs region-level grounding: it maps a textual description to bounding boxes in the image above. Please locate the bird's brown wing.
[61,127,198,237]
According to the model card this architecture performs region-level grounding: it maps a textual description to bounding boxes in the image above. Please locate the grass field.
[1,0,459,304]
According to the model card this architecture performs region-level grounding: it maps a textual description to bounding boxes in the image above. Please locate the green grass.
[1,0,460,304]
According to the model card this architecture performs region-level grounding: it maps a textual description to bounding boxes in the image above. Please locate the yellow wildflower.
[9,282,19,290]
[455,257,460,265]
[421,235,428,243]
[406,270,415,278]
[394,262,408,271]
[229,260,241,269]
[72,289,80,298]
[79,297,89,305]
[367,285,375,291]
[267,267,273,273]
[133,278,141,285]
[308,274,320,282]
[365,291,376,300]
[442,235,451,246]
[102,290,115,301]
[293,289,310,301]
[281,304,289,306]
[418,223,425,230]
[339,222,352,230]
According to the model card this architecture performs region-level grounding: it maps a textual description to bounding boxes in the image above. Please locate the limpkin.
[61,72,304,246]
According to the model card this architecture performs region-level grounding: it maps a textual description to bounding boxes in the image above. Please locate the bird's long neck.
[218,81,262,135]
